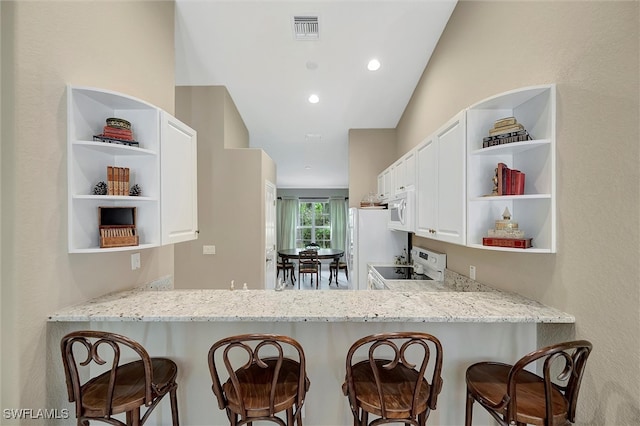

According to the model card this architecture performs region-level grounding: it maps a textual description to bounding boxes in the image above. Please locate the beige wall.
[396,1,639,423]
[0,1,176,422]
[348,128,396,208]
[174,86,276,289]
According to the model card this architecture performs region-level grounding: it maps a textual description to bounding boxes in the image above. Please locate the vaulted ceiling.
[174,0,457,188]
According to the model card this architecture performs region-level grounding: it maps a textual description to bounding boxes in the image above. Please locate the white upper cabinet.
[393,150,416,194]
[466,85,556,253]
[67,86,198,253]
[377,167,393,201]
[415,111,466,245]
[160,112,198,245]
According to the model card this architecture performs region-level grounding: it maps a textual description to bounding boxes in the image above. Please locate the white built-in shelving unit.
[67,86,197,253]
[466,84,556,253]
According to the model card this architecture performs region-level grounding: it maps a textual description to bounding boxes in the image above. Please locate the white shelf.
[466,85,556,253]
[467,243,552,254]
[72,195,157,201]
[69,243,159,254]
[72,140,157,156]
[470,139,551,156]
[470,194,551,202]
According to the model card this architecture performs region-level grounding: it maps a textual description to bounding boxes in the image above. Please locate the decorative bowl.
[106,117,131,130]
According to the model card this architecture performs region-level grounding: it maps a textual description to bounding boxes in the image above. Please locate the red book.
[482,237,532,249]
[504,168,513,195]
[510,170,520,195]
[515,171,525,195]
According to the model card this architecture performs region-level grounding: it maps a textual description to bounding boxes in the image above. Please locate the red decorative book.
[482,237,532,249]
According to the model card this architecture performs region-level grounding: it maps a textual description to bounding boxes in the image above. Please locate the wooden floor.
[279,263,351,290]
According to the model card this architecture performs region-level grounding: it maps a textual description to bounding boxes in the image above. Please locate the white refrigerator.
[347,208,408,290]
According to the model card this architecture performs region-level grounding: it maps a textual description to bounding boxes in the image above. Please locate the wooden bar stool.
[60,330,179,426]
[342,332,444,426]
[465,340,593,426]
[208,334,310,425]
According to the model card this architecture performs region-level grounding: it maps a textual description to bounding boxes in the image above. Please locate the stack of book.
[496,162,525,196]
[483,116,531,148]
[94,117,139,147]
[107,166,130,196]
[102,125,133,141]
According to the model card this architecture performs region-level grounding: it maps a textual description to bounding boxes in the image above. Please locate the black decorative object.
[93,181,108,195]
[129,184,142,196]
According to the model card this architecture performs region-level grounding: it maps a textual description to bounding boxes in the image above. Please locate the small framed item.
[99,206,139,248]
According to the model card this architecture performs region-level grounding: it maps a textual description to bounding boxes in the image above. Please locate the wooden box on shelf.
[99,207,139,248]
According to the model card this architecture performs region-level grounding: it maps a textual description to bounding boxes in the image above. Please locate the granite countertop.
[48,277,574,324]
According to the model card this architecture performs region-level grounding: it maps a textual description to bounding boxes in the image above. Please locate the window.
[297,201,330,248]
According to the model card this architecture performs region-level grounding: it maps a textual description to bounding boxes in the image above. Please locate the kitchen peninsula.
[47,276,573,425]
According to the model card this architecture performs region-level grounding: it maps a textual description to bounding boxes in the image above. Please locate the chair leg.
[126,408,141,426]
[465,390,474,426]
[170,386,179,426]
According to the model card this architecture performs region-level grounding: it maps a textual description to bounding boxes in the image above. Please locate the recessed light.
[367,59,381,71]
[308,94,319,104]
[304,165,312,170]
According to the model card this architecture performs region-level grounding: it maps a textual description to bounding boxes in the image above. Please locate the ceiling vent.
[293,16,319,40]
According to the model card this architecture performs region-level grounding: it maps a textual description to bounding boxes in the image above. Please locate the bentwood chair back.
[60,330,179,426]
[298,249,320,289]
[208,334,310,425]
[343,332,444,426]
[465,340,593,426]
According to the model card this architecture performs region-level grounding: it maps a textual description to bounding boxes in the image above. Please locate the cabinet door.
[435,112,466,245]
[404,151,416,190]
[161,112,198,245]
[415,137,437,237]
[394,151,416,193]
[381,168,392,200]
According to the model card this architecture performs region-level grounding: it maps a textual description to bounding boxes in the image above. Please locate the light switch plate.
[203,245,216,255]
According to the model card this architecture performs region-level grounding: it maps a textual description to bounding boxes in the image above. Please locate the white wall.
[396,1,639,424]
[0,1,176,422]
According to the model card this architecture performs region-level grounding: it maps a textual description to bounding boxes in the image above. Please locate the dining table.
[278,248,345,285]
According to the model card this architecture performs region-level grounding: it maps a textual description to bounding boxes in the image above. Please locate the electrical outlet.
[469,265,476,280]
[131,253,141,270]
[203,245,216,255]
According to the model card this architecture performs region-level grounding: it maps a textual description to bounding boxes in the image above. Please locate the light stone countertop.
[48,277,574,324]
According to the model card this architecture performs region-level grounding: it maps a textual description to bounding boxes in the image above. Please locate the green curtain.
[329,198,348,250]
[277,198,298,250]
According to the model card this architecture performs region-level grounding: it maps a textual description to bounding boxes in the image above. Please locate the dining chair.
[298,249,320,289]
[208,333,310,425]
[465,340,593,426]
[277,255,296,286]
[342,331,444,426]
[329,260,348,285]
[60,330,179,426]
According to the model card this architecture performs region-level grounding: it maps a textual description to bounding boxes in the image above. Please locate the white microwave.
[388,190,414,232]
